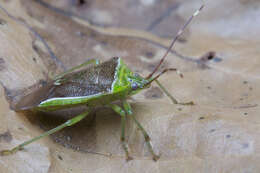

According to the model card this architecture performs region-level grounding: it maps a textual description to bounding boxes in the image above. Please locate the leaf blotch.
[0,131,12,143]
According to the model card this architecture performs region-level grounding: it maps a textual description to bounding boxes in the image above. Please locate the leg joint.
[144,134,151,142]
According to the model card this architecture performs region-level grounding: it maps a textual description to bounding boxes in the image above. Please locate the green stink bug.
[0,3,204,161]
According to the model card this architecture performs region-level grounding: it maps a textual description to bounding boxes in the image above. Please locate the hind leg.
[1,110,90,155]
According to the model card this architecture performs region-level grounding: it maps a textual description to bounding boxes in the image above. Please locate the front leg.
[155,79,194,105]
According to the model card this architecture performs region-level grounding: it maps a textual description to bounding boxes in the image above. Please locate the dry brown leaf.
[1,0,260,172]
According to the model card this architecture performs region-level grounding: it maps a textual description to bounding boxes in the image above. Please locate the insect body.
[14,57,148,112]
[0,4,204,161]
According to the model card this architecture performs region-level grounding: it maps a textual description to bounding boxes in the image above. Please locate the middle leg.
[108,104,132,161]
[122,100,160,161]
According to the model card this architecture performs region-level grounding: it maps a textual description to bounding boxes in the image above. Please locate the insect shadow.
[25,105,126,156]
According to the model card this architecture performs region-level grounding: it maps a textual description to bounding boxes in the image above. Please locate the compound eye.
[134,73,140,78]
[131,82,139,90]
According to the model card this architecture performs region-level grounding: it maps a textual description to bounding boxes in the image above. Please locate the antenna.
[146,68,183,86]
[146,3,204,79]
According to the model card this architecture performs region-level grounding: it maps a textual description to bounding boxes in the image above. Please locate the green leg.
[155,79,194,105]
[0,110,90,156]
[108,104,133,161]
[122,100,160,161]
[55,59,100,80]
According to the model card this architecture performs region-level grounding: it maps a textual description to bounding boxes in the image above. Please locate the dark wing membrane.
[13,58,118,111]
[13,83,55,111]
